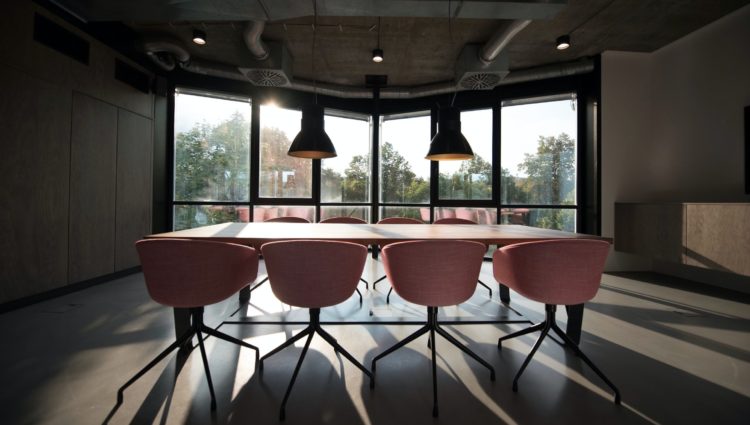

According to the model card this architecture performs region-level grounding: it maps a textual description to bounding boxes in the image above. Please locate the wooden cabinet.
[615,203,750,277]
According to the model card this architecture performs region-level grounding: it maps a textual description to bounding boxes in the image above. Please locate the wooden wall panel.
[68,92,117,282]
[0,67,71,303]
[684,204,750,276]
[115,109,153,270]
[615,203,684,263]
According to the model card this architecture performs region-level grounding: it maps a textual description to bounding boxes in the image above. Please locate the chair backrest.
[377,217,423,224]
[320,216,367,224]
[492,239,610,305]
[265,216,310,223]
[135,239,259,308]
[433,217,477,225]
[382,240,486,307]
[261,240,367,308]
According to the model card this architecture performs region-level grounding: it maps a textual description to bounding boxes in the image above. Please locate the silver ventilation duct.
[243,20,270,61]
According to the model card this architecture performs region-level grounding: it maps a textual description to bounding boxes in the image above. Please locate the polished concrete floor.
[1,259,748,425]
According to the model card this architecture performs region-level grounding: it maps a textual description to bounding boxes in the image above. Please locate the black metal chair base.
[498,304,621,404]
[116,307,260,411]
[370,306,496,417]
[260,308,372,421]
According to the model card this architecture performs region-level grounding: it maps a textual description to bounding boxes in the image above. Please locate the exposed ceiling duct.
[141,35,190,71]
[243,20,270,61]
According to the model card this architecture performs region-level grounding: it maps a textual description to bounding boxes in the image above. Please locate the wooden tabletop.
[147,222,610,246]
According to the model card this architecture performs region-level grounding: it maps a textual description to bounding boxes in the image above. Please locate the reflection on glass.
[439,109,493,200]
[321,114,371,203]
[434,207,496,224]
[379,206,426,222]
[173,205,249,231]
[252,205,314,222]
[174,93,250,202]
[259,105,312,198]
[500,208,576,232]
[320,206,370,222]
[501,97,577,205]
[380,114,431,204]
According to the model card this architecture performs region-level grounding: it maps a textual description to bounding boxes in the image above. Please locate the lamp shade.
[426,106,474,161]
[288,105,337,159]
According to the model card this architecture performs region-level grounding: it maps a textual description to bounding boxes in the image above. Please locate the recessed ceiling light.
[192,29,207,45]
[372,48,384,63]
[556,35,570,50]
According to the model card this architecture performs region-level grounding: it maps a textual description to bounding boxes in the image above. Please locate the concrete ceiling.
[56,0,750,88]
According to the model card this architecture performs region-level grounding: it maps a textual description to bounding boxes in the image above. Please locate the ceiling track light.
[192,29,207,45]
[556,35,570,50]
[372,48,384,63]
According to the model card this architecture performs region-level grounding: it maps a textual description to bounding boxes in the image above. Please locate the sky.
[174,92,578,179]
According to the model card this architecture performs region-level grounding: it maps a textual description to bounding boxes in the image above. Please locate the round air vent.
[459,73,501,90]
[247,69,288,87]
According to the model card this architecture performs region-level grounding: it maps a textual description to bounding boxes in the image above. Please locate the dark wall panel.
[69,92,117,282]
[115,109,153,270]
[0,67,71,303]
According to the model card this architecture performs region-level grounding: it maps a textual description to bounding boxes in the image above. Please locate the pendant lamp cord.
[449,0,457,107]
[313,0,318,105]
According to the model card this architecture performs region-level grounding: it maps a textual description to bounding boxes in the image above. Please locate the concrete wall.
[601,5,750,283]
[0,0,154,304]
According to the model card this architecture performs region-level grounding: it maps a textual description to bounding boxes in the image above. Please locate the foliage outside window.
[501,97,577,231]
[321,113,371,203]
[259,105,312,198]
[379,114,431,207]
[438,109,493,200]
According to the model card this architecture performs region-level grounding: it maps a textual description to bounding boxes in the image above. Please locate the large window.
[438,109,493,200]
[259,105,312,198]
[173,91,251,230]
[379,113,431,205]
[500,95,578,231]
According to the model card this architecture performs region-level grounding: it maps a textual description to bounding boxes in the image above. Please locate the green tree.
[380,141,428,203]
[439,154,492,199]
[259,126,312,198]
[342,154,369,202]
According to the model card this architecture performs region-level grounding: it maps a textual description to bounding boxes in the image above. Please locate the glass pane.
[438,109,493,200]
[501,97,577,205]
[434,207,496,224]
[500,208,576,232]
[379,114,431,204]
[379,206,427,222]
[320,206,370,222]
[252,205,314,222]
[321,114,371,203]
[173,205,249,231]
[174,93,250,202]
[259,105,312,198]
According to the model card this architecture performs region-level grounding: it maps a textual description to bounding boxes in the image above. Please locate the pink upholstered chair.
[320,216,370,301]
[370,240,496,417]
[371,217,423,303]
[259,240,371,420]
[493,239,620,403]
[246,216,311,301]
[119,239,260,411]
[433,217,493,298]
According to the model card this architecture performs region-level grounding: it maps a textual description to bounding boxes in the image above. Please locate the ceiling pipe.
[180,59,249,82]
[141,35,190,71]
[243,20,270,60]
[479,19,531,65]
[495,58,594,86]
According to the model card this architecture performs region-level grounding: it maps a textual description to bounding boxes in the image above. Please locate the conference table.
[147,222,611,345]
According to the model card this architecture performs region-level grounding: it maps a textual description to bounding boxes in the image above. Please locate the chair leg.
[435,326,495,380]
[260,327,311,370]
[430,325,438,417]
[372,275,387,289]
[499,284,511,304]
[116,329,194,404]
[477,279,492,298]
[195,327,217,411]
[512,323,550,392]
[386,286,394,304]
[354,287,363,305]
[279,331,314,421]
[370,325,430,382]
[201,325,260,365]
[359,277,369,290]
[497,322,545,349]
[316,327,372,378]
[551,323,621,404]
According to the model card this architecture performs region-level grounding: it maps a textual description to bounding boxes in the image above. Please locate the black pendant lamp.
[426,106,474,161]
[288,104,336,159]
[287,0,336,159]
